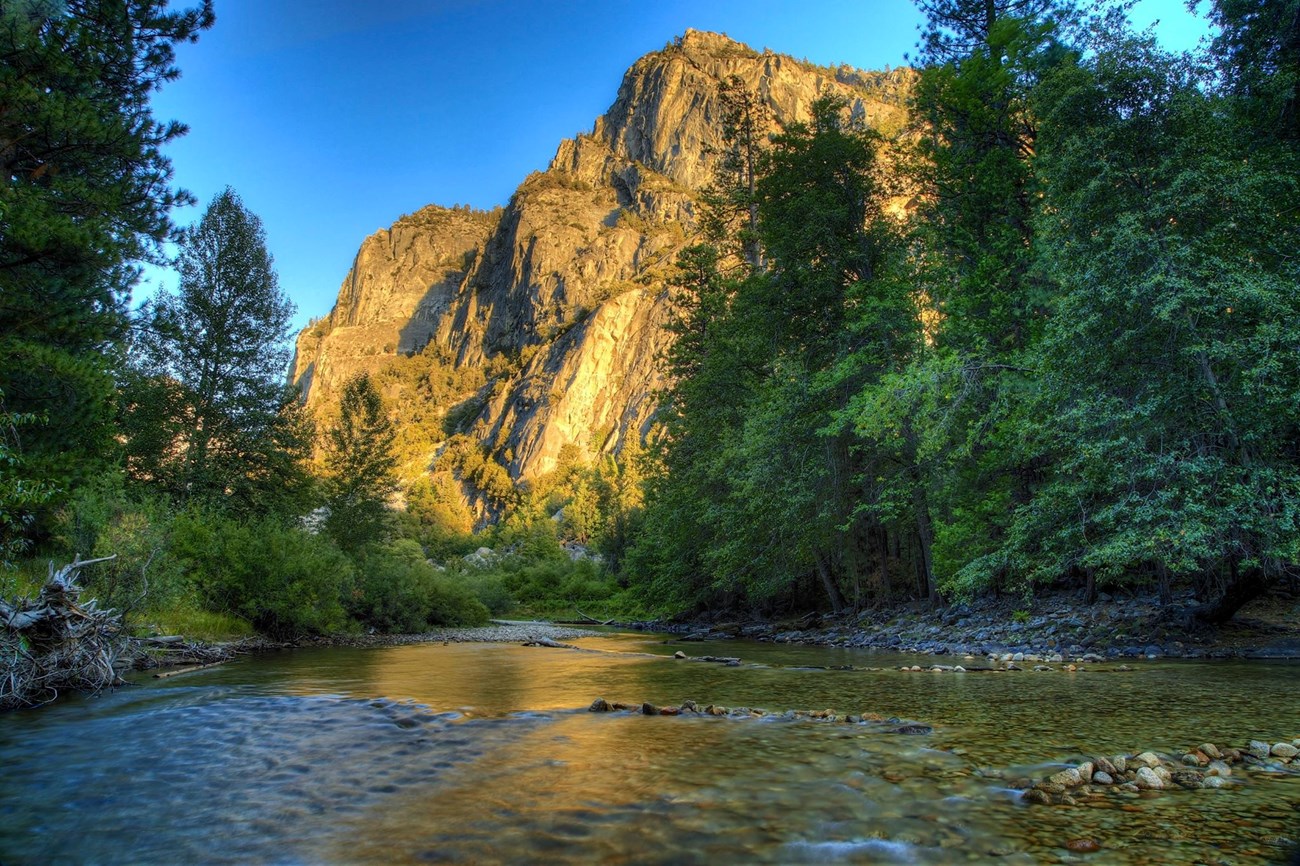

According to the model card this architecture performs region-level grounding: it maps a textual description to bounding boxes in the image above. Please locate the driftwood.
[1,555,126,710]
[152,660,226,679]
[574,610,615,626]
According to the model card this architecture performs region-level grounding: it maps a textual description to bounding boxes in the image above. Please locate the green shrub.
[460,570,513,616]
[350,539,488,632]
[171,512,353,639]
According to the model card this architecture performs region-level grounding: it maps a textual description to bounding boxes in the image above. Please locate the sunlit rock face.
[292,29,911,491]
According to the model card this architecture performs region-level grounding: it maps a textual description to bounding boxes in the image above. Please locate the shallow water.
[1,632,1297,864]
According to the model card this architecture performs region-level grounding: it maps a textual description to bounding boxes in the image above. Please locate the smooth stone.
[1182,753,1204,766]
[1092,771,1114,785]
[1206,760,1232,777]
[1049,768,1083,788]
[673,650,687,659]
[1023,789,1052,805]
[1067,839,1101,853]
[1171,769,1204,789]
[1203,775,1228,789]
[1271,742,1299,759]
[1132,752,1162,769]
[588,697,612,712]
[1135,766,1164,790]
[1076,761,1093,782]
[1200,743,1222,760]
[1112,756,1127,773]
[1249,740,1272,759]
[1094,757,1118,776]
[1153,765,1172,784]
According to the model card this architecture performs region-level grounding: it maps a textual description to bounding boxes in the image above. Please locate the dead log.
[2,555,126,710]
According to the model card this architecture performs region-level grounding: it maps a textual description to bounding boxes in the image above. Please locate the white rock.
[1132,751,1162,769]
[1092,771,1114,785]
[1271,742,1298,759]
[1135,766,1164,790]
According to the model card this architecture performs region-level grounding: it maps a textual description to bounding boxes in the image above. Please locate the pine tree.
[128,188,311,514]
[0,0,213,535]
[323,373,399,553]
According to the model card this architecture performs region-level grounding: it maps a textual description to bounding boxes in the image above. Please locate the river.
[1,630,1297,864]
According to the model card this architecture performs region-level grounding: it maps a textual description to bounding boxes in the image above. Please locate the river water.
[1,631,1297,864]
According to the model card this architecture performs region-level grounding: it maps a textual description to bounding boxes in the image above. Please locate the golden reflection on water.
[213,636,1300,864]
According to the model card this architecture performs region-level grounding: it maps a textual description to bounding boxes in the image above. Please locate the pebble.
[1200,743,1223,760]
[1092,771,1114,785]
[1271,742,1298,760]
[673,650,686,659]
[1066,839,1101,853]
[1249,740,1273,759]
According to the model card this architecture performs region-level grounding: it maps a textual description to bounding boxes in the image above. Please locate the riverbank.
[647,587,1300,661]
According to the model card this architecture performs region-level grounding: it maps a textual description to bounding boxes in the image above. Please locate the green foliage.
[436,435,515,509]
[348,539,488,632]
[0,0,213,537]
[401,475,477,560]
[56,483,190,619]
[127,188,313,518]
[323,373,399,553]
[169,512,352,639]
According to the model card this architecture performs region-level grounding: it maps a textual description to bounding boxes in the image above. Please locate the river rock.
[659,705,680,716]
[589,697,612,712]
[1067,839,1101,853]
[1171,769,1204,790]
[1094,756,1118,776]
[1076,761,1093,781]
[1135,767,1165,790]
[1132,751,1162,769]
[1206,760,1232,777]
[641,702,659,715]
[1182,752,1206,766]
[1271,742,1298,760]
[1112,756,1127,773]
[1153,765,1172,784]
[1199,743,1222,760]
[1023,788,1052,805]
[1249,740,1272,759]
[1049,768,1083,788]
[673,650,686,659]
[1203,775,1228,789]
[1092,771,1114,785]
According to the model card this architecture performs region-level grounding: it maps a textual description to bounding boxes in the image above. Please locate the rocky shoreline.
[639,588,1300,661]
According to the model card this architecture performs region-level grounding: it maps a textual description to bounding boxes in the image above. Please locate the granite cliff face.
[291,29,910,499]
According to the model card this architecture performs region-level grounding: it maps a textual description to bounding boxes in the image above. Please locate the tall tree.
[994,24,1300,618]
[322,373,399,553]
[0,0,213,535]
[128,187,310,514]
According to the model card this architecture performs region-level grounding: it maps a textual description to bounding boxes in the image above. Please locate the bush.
[170,511,353,639]
[459,570,513,616]
[349,539,488,632]
[57,484,191,620]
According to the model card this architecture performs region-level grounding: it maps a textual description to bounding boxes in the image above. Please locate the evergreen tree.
[323,373,399,553]
[128,187,311,515]
[999,24,1300,618]
[0,0,213,535]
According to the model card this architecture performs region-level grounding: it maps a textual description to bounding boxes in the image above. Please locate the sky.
[144,0,1215,332]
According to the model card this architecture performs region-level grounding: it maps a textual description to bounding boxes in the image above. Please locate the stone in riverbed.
[1023,788,1052,805]
[1153,765,1172,785]
[1200,743,1222,760]
[659,706,681,716]
[589,697,612,712]
[1271,742,1299,759]
[1135,766,1165,790]
[1206,760,1232,777]
[673,650,687,659]
[1249,740,1272,759]
[1112,756,1127,773]
[641,702,659,715]
[1094,756,1118,776]
[1076,761,1093,782]
[1132,751,1162,769]
[1171,769,1204,790]
[1203,775,1228,789]
[1049,768,1083,788]
[1183,752,1207,766]
[1092,771,1114,785]
[1067,839,1101,853]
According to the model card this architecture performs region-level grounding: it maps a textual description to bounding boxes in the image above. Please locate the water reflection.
[0,634,1297,864]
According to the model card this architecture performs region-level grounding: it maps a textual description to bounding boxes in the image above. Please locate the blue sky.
[144,0,1214,331]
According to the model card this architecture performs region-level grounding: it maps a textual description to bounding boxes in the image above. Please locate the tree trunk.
[1189,566,1270,625]
[814,553,846,615]
[911,479,939,605]
[1084,566,1097,605]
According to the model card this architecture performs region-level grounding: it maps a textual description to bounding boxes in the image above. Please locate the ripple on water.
[0,690,551,866]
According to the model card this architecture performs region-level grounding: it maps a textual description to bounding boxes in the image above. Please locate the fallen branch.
[2,555,126,711]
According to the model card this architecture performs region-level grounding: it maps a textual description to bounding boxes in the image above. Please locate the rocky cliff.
[291,29,911,501]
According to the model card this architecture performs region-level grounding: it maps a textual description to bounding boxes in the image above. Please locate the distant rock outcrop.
[291,29,912,504]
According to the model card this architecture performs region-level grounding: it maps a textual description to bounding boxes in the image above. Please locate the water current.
[1,631,1297,864]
